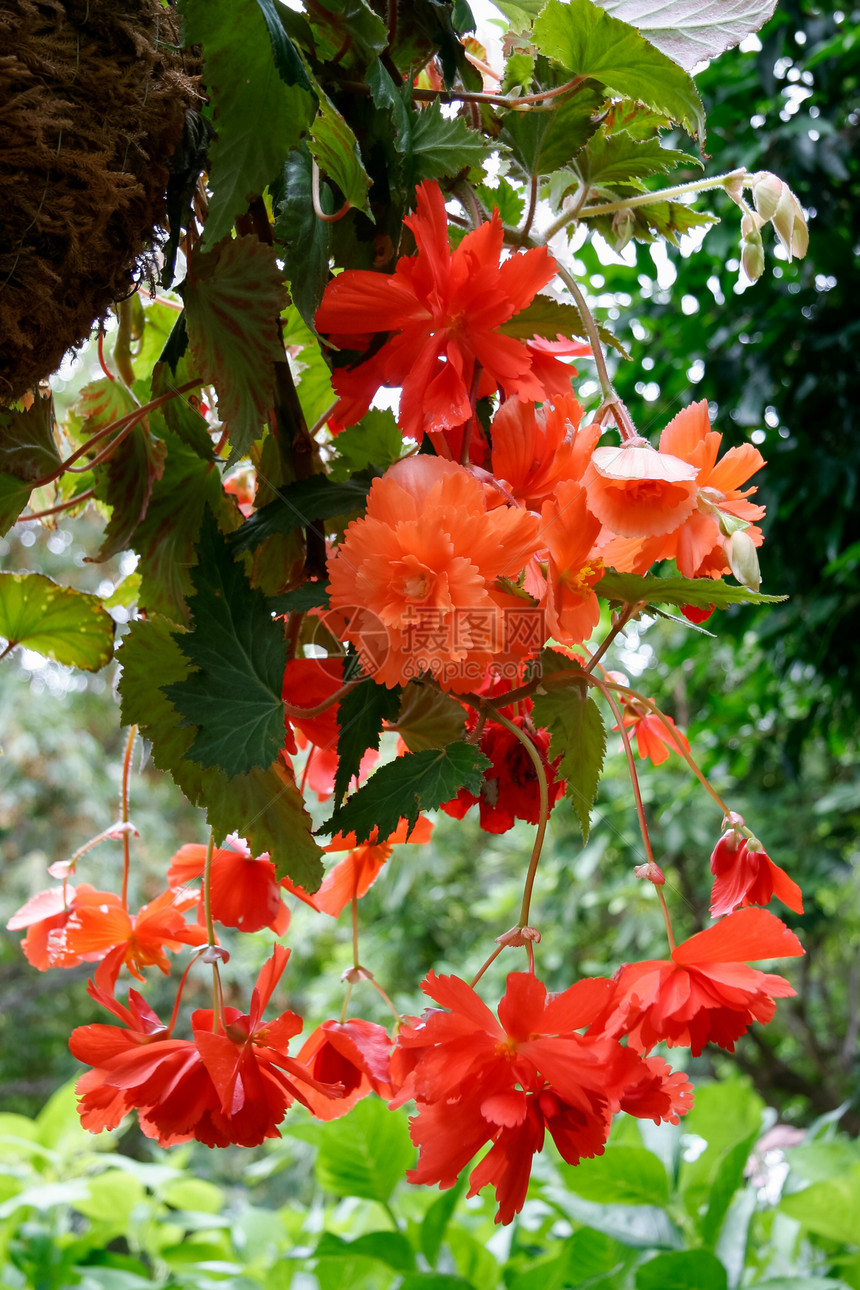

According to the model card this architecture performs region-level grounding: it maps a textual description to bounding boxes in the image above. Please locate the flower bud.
[723,529,761,591]
[634,861,665,885]
[749,171,809,262]
[612,208,635,251]
[740,214,765,282]
[749,171,783,221]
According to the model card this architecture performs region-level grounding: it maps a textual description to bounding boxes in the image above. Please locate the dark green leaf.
[502,84,604,178]
[119,615,323,888]
[304,0,389,64]
[531,682,606,841]
[395,683,467,753]
[150,352,214,462]
[0,573,114,671]
[367,58,412,151]
[315,1099,414,1202]
[0,396,61,482]
[89,396,167,562]
[334,678,402,805]
[321,742,491,844]
[181,0,315,247]
[132,432,241,622]
[309,93,373,219]
[164,511,288,776]
[406,101,493,185]
[274,144,334,332]
[597,569,786,609]
[562,1147,671,1206]
[533,0,705,139]
[184,236,288,465]
[315,1231,415,1273]
[254,0,312,89]
[0,474,31,535]
[636,1250,727,1290]
[229,474,372,553]
[269,582,331,613]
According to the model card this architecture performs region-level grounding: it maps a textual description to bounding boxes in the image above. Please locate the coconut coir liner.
[0,0,196,403]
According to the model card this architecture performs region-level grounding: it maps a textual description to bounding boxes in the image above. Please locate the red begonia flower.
[396,971,683,1224]
[7,883,103,971]
[710,832,803,919]
[313,816,434,917]
[282,657,343,754]
[591,907,803,1057]
[315,180,564,448]
[167,834,291,935]
[441,710,564,834]
[297,1018,393,1120]
[619,1055,694,1124]
[615,706,691,767]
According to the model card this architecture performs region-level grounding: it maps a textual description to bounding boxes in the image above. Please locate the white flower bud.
[723,529,761,591]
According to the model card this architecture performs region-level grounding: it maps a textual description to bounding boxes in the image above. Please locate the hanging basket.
[0,0,197,403]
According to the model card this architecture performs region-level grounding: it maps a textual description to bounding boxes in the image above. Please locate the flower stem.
[17,489,95,521]
[493,707,550,930]
[553,263,617,406]
[584,601,640,674]
[576,168,748,219]
[202,829,222,1027]
[119,725,137,910]
[469,943,505,989]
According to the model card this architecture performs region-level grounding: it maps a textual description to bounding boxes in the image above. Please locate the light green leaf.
[699,1131,758,1246]
[562,1147,671,1206]
[184,235,289,465]
[598,569,785,608]
[161,1177,225,1214]
[329,409,402,481]
[636,1250,728,1290]
[597,0,778,72]
[315,1231,416,1273]
[181,0,315,247]
[315,1099,414,1203]
[118,615,323,889]
[779,1164,860,1245]
[309,92,374,218]
[164,510,287,775]
[321,742,491,844]
[0,572,114,671]
[575,129,700,185]
[534,0,705,139]
[532,678,606,841]
[499,294,630,358]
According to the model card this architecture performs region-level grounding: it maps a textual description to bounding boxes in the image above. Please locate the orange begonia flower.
[585,440,699,539]
[7,883,102,971]
[490,393,600,510]
[591,907,803,1056]
[313,816,434,918]
[600,401,766,578]
[538,479,604,645]
[616,706,691,766]
[167,834,291,936]
[315,180,568,447]
[327,456,541,691]
[62,888,208,992]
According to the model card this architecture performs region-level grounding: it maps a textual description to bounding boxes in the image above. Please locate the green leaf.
[275,144,334,332]
[328,410,402,482]
[305,0,389,64]
[184,236,288,465]
[476,177,525,225]
[562,1147,671,1206]
[786,1140,860,1183]
[315,1099,414,1203]
[779,1164,860,1245]
[679,1079,764,1204]
[597,570,786,609]
[560,1228,628,1282]
[0,396,61,481]
[367,58,413,151]
[699,1131,758,1247]
[132,432,241,622]
[636,1250,727,1290]
[270,582,331,613]
[395,683,468,753]
[592,199,718,248]
[531,680,605,841]
[163,510,288,776]
[180,0,315,248]
[150,342,214,462]
[498,295,630,358]
[334,678,402,805]
[254,0,313,89]
[406,100,493,185]
[597,0,778,72]
[0,473,31,535]
[118,615,323,888]
[309,92,374,219]
[533,0,705,139]
[229,474,372,553]
[575,129,700,186]
[321,742,491,844]
[420,1176,466,1267]
[0,572,114,671]
[315,1231,416,1273]
[90,394,167,562]
[502,83,604,178]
